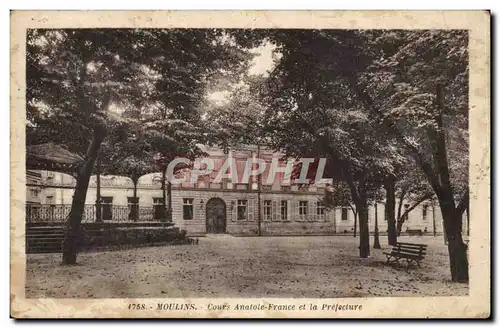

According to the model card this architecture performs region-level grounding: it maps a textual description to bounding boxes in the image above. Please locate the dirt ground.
[25,235,468,298]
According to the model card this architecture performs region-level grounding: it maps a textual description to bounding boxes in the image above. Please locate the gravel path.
[25,235,468,298]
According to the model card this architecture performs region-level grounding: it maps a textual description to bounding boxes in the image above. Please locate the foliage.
[361,30,469,200]
[26,28,255,264]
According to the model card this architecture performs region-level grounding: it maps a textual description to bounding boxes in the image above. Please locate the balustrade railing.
[26,204,161,223]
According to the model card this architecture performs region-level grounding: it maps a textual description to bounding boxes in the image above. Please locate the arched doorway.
[206,198,227,233]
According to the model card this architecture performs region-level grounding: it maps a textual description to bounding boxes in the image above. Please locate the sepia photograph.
[10,10,490,318]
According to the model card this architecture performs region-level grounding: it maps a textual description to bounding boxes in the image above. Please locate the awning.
[26,143,84,174]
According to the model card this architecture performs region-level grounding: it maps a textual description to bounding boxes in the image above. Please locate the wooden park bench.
[383,242,427,267]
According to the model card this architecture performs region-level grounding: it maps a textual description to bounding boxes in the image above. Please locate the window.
[299,201,308,219]
[422,204,428,221]
[403,204,410,221]
[183,198,194,220]
[101,196,113,205]
[341,208,348,221]
[127,197,139,206]
[280,200,288,221]
[316,202,325,216]
[237,200,248,220]
[153,197,164,220]
[45,195,54,204]
[30,189,39,197]
[263,200,272,221]
[247,199,256,221]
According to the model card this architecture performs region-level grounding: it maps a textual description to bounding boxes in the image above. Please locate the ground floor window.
[263,200,272,221]
[422,204,428,220]
[280,200,288,221]
[237,200,248,220]
[341,207,348,221]
[316,201,325,220]
[127,197,139,205]
[183,198,194,220]
[299,201,308,220]
[153,197,164,220]
[30,188,40,198]
[403,204,410,221]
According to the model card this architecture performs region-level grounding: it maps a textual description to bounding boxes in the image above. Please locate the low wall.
[26,222,196,254]
[80,225,195,249]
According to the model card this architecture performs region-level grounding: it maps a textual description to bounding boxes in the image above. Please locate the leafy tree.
[204,76,268,150]
[323,182,358,236]
[27,29,149,264]
[99,129,156,221]
[27,28,253,264]
[230,30,406,258]
[232,29,469,282]
[361,30,469,282]
[394,162,434,235]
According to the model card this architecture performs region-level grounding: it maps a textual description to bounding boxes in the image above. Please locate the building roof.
[26,143,84,173]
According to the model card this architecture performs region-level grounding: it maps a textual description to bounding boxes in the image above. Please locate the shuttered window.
[299,201,308,221]
[316,201,325,221]
[341,208,348,221]
[248,199,256,221]
[280,200,288,221]
[271,200,278,221]
[183,198,194,220]
[237,200,247,220]
[263,200,272,221]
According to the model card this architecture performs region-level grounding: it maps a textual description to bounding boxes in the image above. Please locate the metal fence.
[26,204,162,223]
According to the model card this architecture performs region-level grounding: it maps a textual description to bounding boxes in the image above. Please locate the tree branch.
[396,187,407,220]
[400,192,434,219]
[348,80,444,199]
[349,204,357,218]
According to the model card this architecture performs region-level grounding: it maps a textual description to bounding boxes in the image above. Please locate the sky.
[207,42,277,106]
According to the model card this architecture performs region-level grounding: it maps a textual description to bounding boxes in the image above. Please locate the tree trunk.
[358,202,370,258]
[95,155,102,223]
[62,125,106,265]
[396,216,405,236]
[373,202,381,249]
[167,181,172,222]
[385,178,397,246]
[128,178,139,222]
[442,206,469,283]
[257,144,262,236]
[353,212,357,237]
[466,205,470,237]
[345,172,369,258]
[432,204,436,237]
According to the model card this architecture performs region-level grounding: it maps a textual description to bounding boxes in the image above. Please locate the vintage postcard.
[10,10,490,318]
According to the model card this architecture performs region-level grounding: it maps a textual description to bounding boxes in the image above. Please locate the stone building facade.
[26,145,455,236]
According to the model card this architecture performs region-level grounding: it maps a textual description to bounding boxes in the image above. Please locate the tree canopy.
[26,28,470,281]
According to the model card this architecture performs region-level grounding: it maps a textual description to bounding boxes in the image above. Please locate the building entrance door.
[206,198,227,233]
